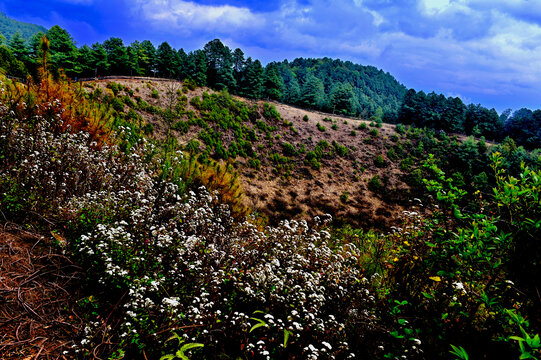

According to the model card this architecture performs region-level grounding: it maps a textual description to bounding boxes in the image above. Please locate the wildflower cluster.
[76,186,377,358]
[1,76,378,358]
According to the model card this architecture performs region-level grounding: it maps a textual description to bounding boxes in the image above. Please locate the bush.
[387,148,397,161]
[368,175,382,191]
[358,123,367,130]
[262,103,281,120]
[303,114,309,122]
[317,123,326,132]
[369,128,379,137]
[151,88,159,99]
[281,142,297,157]
[395,123,406,134]
[374,154,386,168]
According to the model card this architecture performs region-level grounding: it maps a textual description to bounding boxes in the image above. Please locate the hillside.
[86,78,418,229]
[1,73,540,359]
[0,11,47,41]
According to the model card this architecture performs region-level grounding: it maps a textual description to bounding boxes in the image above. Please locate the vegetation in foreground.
[1,44,541,360]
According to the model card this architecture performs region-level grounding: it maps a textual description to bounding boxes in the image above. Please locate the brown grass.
[85,78,420,229]
[0,225,82,360]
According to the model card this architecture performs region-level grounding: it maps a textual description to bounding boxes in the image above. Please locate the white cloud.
[134,0,265,33]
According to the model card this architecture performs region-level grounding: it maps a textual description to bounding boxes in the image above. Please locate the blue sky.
[2,0,541,112]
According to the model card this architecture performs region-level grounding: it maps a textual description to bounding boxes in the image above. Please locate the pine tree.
[157,41,177,78]
[242,58,264,98]
[300,73,324,109]
[103,37,129,75]
[47,25,79,77]
[263,62,284,100]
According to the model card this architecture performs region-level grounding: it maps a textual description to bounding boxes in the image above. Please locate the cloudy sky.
[2,0,541,112]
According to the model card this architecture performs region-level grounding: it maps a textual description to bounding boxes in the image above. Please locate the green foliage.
[374,154,386,168]
[303,114,309,122]
[161,332,204,360]
[0,11,47,42]
[333,141,349,157]
[369,128,379,137]
[316,122,326,132]
[281,142,296,157]
[368,175,382,191]
[151,88,159,99]
[395,123,406,134]
[262,102,281,121]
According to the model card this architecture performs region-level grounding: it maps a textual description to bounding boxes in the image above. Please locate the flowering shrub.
[74,183,378,358]
[1,75,380,359]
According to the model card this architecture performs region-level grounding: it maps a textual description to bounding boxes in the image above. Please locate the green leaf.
[159,355,175,360]
[283,329,292,348]
[175,350,189,360]
[249,317,268,333]
[450,344,469,360]
[180,343,204,353]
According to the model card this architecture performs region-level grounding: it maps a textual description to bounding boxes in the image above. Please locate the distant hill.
[276,57,407,121]
[0,11,47,42]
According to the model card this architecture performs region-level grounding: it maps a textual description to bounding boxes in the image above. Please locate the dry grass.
[86,78,419,229]
[0,225,82,360]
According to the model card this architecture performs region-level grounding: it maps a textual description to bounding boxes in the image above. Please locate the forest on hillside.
[1,21,539,150]
[0,11,47,43]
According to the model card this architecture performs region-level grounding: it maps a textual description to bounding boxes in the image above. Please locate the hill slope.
[86,78,422,229]
[0,11,47,41]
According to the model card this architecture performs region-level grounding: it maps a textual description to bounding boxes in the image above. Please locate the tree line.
[398,89,541,149]
[0,25,406,120]
[1,24,539,149]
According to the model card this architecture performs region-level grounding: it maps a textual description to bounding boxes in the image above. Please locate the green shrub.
[303,114,309,122]
[110,97,124,112]
[350,130,357,136]
[151,88,159,99]
[368,175,382,191]
[331,123,338,130]
[317,123,326,132]
[185,139,200,153]
[387,148,397,161]
[340,191,349,203]
[400,157,414,171]
[395,123,406,135]
[248,158,261,169]
[262,103,281,120]
[282,142,297,157]
[358,123,367,130]
[408,168,423,187]
[374,154,386,168]
[369,128,379,137]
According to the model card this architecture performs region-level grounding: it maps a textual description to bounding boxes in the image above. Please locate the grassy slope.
[86,78,421,229]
